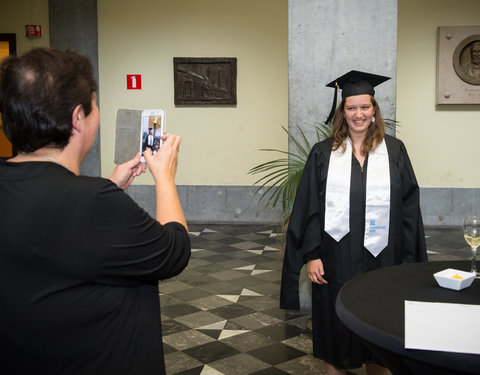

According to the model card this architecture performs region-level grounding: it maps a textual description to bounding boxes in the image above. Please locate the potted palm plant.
[248,123,330,235]
[248,120,397,235]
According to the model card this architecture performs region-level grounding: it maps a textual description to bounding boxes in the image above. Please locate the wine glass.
[463,216,480,277]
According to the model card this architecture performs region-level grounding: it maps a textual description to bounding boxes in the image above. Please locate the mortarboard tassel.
[325,82,339,125]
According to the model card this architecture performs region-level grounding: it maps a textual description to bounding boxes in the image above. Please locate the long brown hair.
[331,96,385,155]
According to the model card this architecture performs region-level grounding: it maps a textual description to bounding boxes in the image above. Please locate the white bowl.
[434,268,476,290]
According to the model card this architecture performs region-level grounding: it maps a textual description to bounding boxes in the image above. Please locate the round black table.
[336,261,480,375]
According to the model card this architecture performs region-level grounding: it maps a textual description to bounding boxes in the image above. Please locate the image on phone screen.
[140,110,165,161]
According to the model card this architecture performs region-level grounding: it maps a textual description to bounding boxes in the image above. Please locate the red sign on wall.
[126,74,142,90]
[25,24,42,38]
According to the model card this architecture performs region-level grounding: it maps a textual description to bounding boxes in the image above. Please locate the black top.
[326,70,390,98]
[324,70,390,123]
[336,261,480,374]
[0,160,191,374]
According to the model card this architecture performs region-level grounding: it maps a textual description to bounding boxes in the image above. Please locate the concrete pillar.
[49,0,100,177]
[288,0,398,310]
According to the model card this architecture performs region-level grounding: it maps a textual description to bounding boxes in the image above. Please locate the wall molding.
[126,185,284,225]
[420,187,480,226]
[126,185,472,227]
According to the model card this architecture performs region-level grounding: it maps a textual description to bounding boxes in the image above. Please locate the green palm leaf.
[248,124,330,214]
[248,119,398,216]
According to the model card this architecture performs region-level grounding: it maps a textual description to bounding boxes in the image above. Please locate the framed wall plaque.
[174,57,237,105]
[437,26,480,104]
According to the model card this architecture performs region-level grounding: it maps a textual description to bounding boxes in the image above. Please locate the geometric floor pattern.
[160,224,467,375]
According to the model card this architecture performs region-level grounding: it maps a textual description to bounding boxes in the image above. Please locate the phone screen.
[140,110,165,161]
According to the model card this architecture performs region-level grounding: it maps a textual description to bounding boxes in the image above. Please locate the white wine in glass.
[463,216,480,277]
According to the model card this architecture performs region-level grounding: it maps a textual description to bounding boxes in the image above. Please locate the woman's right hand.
[142,133,187,230]
[307,259,328,285]
[143,134,181,182]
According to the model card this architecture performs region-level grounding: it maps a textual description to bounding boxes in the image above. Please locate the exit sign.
[126,74,142,90]
[25,24,42,38]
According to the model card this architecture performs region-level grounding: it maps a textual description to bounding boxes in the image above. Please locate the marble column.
[288,0,398,310]
[49,0,100,177]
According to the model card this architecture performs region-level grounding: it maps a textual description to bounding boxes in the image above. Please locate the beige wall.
[397,0,480,188]
[4,0,480,190]
[0,0,49,55]
[97,0,288,186]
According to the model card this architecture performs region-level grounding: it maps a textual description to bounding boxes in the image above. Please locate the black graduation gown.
[280,135,427,369]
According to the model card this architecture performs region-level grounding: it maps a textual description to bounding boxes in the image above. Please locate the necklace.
[20,151,71,172]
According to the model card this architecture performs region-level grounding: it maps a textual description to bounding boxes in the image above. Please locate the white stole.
[324,139,352,242]
[325,138,390,257]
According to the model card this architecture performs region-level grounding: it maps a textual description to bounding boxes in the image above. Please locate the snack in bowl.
[434,268,475,290]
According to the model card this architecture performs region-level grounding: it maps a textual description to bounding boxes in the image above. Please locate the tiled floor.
[159,225,467,375]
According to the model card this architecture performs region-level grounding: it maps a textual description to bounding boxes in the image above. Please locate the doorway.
[0,33,16,158]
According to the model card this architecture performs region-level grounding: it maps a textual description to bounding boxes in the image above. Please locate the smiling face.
[344,94,375,138]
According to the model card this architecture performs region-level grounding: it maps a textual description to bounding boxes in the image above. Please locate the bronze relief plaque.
[174,57,237,105]
[453,35,480,86]
[437,26,480,104]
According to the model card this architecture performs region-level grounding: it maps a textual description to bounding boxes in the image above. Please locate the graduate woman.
[280,71,427,375]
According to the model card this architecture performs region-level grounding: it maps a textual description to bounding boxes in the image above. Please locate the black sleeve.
[398,143,427,263]
[87,181,191,286]
[280,143,326,309]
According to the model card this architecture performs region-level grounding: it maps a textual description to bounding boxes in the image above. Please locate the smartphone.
[140,109,166,162]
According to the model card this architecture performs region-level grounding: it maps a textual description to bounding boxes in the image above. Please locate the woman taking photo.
[280,70,427,375]
[0,48,190,374]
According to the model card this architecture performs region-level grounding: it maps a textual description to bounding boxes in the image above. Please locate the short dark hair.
[0,47,97,152]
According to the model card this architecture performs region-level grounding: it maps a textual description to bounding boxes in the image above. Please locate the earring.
[372,116,376,123]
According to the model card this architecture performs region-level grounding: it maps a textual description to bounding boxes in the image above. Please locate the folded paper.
[405,300,480,354]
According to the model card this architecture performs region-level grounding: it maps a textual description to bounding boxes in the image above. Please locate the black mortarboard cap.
[325,70,390,124]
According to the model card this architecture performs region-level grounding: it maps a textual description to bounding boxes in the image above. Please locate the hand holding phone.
[143,133,181,182]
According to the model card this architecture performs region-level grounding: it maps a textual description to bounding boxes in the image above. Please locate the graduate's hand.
[307,259,327,285]
[109,152,146,190]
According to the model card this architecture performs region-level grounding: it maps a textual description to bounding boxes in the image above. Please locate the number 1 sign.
[126,74,142,90]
